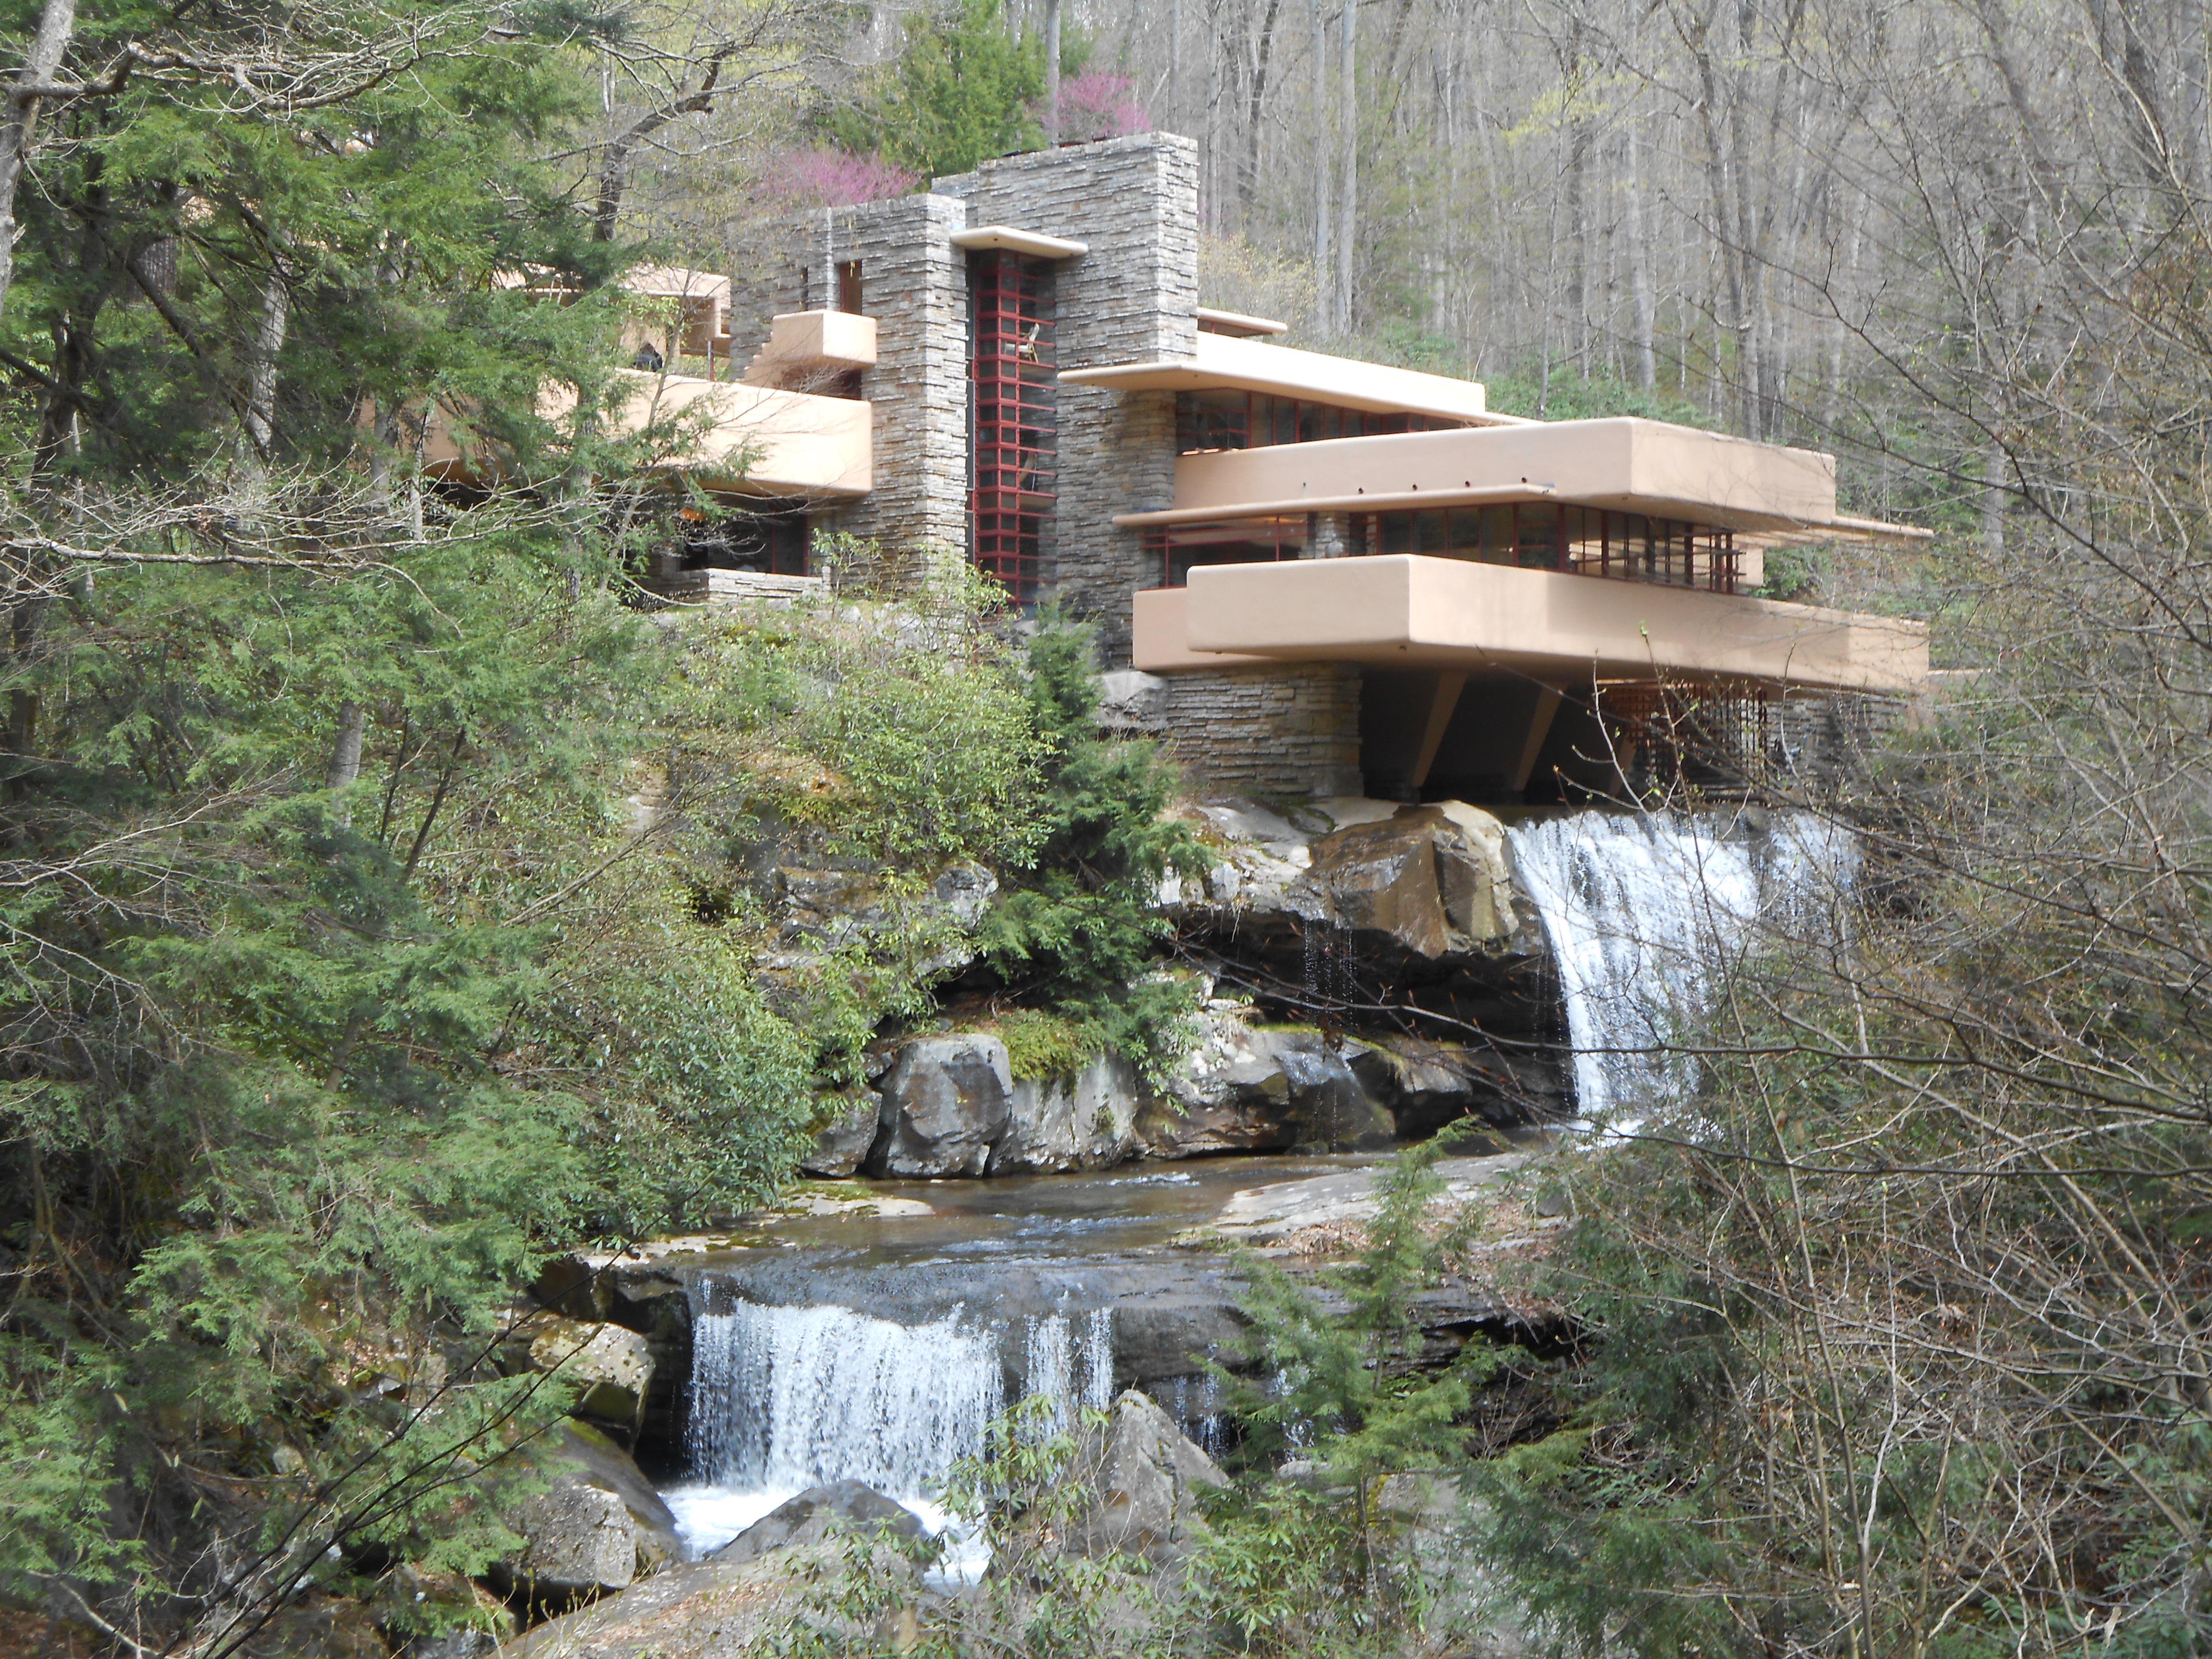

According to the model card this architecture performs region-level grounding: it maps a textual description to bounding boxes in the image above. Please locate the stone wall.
[1161,666,1363,799]
[934,133,1201,660]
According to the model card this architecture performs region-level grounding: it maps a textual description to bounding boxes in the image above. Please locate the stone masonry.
[727,136,1368,796]
[934,133,1201,659]
[1161,666,1363,800]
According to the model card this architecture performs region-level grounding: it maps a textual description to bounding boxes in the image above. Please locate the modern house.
[498,133,1933,803]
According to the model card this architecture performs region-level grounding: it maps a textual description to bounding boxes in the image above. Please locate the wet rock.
[508,1545,910,1659]
[1347,1034,1525,1141]
[990,1053,1142,1173]
[509,1318,654,1431]
[866,1034,1013,1177]
[1069,1389,1229,1563]
[490,1421,682,1610]
[798,1091,882,1178]
[1205,1154,1530,1251]
[706,1480,924,1563]
[1140,1010,1394,1156]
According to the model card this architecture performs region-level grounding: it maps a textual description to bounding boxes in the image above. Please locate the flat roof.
[1133,417,1927,543]
[1196,306,1289,337]
[950,225,1090,259]
[1060,333,1522,425]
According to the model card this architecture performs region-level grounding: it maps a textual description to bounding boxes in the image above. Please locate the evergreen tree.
[974,613,1209,1073]
[831,0,1045,180]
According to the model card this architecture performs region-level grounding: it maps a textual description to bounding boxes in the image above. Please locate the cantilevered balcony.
[1133,556,1928,694]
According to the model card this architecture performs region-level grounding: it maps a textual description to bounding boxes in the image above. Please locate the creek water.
[656,1156,1380,1562]
[655,809,1860,1565]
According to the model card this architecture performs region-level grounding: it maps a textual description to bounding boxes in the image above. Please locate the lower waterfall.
[1506,811,1858,1130]
[667,1294,1115,1565]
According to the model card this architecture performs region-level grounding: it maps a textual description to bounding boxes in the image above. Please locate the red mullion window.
[969,252,1056,601]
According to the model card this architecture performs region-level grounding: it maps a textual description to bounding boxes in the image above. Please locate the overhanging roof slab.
[1166,418,1842,534]
[1060,333,1513,425]
[1161,555,1928,694]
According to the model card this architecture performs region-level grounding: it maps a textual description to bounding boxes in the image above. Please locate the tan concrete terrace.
[423,369,873,500]
[1122,416,1919,540]
[1132,555,1930,694]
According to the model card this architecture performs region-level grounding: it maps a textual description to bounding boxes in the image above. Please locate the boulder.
[1304,805,1517,962]
[508,1545,911,1659]
[990,1053,1143,1173]
[1097,668,1169,733]
[490,1420,683,1610]
[1068,1390,1229,1564]
[513,1318,654,1430]
[1140,1010,1394,1156]
[706,1480,924,1564]
[866,1034,1014,1177]
[1174,797,1523,969]
[1347,1034,1517,1141]
[798,1091,882,1178]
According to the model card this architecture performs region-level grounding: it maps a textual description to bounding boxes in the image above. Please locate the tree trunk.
[1338,0,1356,328]
[0,0,79,330]
[1311,0,1330,329]
[1044,0,1061,142]
[1627,125,1658,388]
[1241,0,1281,216]
[240,257,290,463]
[326,700,365,826]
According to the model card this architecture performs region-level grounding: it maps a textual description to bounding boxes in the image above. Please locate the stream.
[636,809,1860,1565]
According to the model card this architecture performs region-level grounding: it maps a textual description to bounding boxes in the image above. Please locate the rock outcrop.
[488,1421,683,1611]
[1068,1390,1229,1563]
[797,1091,880,1178]
[507,1545,911,1659]
[991,1053,1143,1173]
[1178,796,1526,968]
[505,1318,654,1431]
[706,1480,924,1564]
[1138,1008,1395,1156]
[866,1034,1015,1176]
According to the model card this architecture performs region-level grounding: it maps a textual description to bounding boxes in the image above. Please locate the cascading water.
[666,1293,1115,1563]
[1505,811,1857,1130]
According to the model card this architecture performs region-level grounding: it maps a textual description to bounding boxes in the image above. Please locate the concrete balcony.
[425,370,872,500]
[742,310,878,390]
[1132,555,1929,694]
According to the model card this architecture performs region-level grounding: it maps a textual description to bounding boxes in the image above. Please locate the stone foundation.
[1160,666,1362,799]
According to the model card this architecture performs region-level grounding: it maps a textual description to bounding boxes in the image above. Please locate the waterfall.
[683,1296,1115,1505]
[1506,811,1857,1130]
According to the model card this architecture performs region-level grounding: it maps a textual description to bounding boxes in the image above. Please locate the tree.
[973,612,1209,1075]
[830,0,1044,181]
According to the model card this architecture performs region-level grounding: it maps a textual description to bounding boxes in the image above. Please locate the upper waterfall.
[1505,811,1858,1130]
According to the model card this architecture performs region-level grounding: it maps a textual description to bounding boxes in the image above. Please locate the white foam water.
[669,1296,1115,1576]
[1505,810,1857,1132]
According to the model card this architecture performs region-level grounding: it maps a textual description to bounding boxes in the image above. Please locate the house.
[579,132,1931,802]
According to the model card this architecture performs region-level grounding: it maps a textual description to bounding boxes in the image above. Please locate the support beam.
[1512,685,1563,792]
[1409,671,1467,790]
